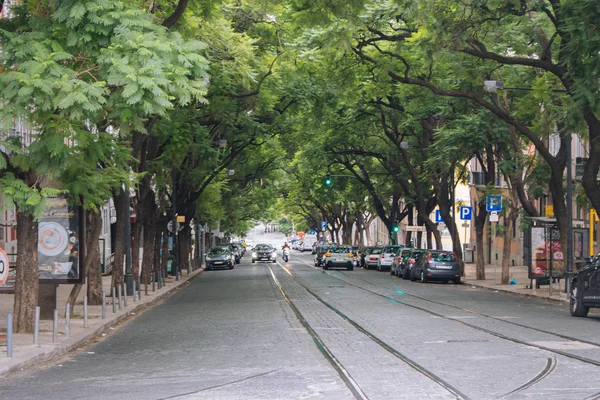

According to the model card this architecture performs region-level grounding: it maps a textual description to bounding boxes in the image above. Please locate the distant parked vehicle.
[377,245,404,271]
[323,246,355,271]
[364,247,383,269]
[205,246,235,271]
[411,250,461,284]
[314,244,333,267]
[570,257,600,317]
[359,247,375,268]
[392,248,425,280]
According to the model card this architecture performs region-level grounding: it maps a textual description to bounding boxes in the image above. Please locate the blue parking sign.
[321,221,327,229]
[459,206,473,220]
[486,196,502,212]
[435,210,444,223]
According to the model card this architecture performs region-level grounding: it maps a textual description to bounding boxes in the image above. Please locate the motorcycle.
[282,247,290,262]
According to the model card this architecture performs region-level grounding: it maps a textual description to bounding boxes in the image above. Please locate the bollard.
[152,272,156,292]
[53,309,58,343]
[65,303,71,338]
[6,314,13,358]
[157,271,162,289]
[123,283,128,307]
[132,279,136,302]
[112,287,116,313]
[83,296,88,328]
[34,306,40,345]
[117,284,122,310]
[137,276,141,300]
[101,290,106,319]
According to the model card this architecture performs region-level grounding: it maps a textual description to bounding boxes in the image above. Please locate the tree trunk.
[474,198,487,280]
[13,212,38,333]
[179,223,191,273]
[141,199,156,293]
[112,189,127,288]
[131,217,143,280]
[153,218,164,284]
[161,228,169,277]
[86,210,104,305]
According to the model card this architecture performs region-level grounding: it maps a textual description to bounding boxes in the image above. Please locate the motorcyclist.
[282,242,290,250]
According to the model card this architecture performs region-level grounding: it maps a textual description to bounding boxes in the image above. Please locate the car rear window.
[385,246,403,253]
[431,252,456,262]
[371,248,383,254]
[331,247,351,253]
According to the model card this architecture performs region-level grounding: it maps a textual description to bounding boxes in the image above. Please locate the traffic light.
[324,173,333,187]
[392,221,399,233]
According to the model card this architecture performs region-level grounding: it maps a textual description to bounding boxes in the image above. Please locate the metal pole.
[83,296,88,328]
[566,132,574,294]
[493,222,497,282]
[123,185,133,295]
[152,272,156,292]
[132,278,136,302]
[112,287,116,313]
[34,306,40,345]
[53,309,58,342]
[6,314,13,358]
[550,227,554,298]
[101,290,106,319]
[65,303,70,338]
[117,284,122,310]
[137,276,141,299]
[123,283,127,307]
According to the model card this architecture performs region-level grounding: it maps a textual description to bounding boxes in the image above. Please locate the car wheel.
[420,270,427,283]
[453,278,461,284]
[205,267,211,271]
[252,260,256,264]
[272,259,276,263]
[402,268,410,280]
[324,264,329,270]
[410,269,417,281]
[348,264,353,271]
[570,279,590,317]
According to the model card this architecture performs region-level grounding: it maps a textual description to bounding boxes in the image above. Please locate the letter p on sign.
[459,206,473,221]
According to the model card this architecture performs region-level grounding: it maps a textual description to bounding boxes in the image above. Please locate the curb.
[464,280,569,305]
[0,268,203,378]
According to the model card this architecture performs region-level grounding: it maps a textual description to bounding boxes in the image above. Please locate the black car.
[205,246,235,270]
[570,258,600,317]
[252,244,277,263]
[392,248,425,280]
[314,244,333,267]
[411,250,461,284]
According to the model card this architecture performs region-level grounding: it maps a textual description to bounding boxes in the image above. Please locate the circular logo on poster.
[38,222,69,257]
[0,248,8,286]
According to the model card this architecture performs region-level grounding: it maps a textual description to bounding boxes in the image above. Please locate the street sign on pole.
[406,226,426,232]
[459,206,473,220]
[486,196,502,212]
[0,248,8,286]
[489,211,499,222]
[167,220,182,233]
[321,221,327,229]
[435,210,444,223]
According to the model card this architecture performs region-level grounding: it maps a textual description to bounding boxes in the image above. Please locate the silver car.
[377,245,404,271]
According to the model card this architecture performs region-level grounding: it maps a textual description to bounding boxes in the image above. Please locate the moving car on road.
[324,246,355,271]
[411,250,461,284]
[252,244,277,263]
[205,246,235,270]
[570,258,600,317]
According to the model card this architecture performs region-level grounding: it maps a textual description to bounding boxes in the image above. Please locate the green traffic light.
[392,223,399,233]
[324,173,333,187]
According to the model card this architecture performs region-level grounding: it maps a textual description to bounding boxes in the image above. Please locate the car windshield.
[208,247,229,255]
[255,244,272,251]
[431,252,456,262]
[331,247,351,253]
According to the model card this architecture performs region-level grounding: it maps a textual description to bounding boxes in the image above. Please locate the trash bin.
[464,248,474,263]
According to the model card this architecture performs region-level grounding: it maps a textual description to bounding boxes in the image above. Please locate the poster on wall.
[529,226,565,279]
[38,196,84,283]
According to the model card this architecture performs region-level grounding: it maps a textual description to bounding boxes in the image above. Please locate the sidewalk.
[463,263,570,304]
[0,268,202,378]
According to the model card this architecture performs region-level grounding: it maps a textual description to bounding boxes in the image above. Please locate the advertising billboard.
[529,226,565,279]
[38,196,84,283]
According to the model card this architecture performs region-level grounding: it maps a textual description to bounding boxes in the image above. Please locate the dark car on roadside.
[570,256,600,317]
[205,246,235,270]
[411,250,461,284]
[251,243,277,263]
[392,248,426,280]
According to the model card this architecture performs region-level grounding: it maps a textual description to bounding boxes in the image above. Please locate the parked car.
[392,248,425,279]
[205,246,235,270]
[359,246,375,268]
[302,234,318,252]
[293,240,303,250]
[570,258,600,317]
[377,245,404,271]
[228,243,242,263]
[323,246,355,270]
[251,244,277,263]
[411,250,461,284]
[364,247,383,269]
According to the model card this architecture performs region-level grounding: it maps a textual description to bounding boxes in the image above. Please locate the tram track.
[267,264,468,400]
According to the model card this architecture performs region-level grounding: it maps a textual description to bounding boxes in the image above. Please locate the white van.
[301,234,317,252]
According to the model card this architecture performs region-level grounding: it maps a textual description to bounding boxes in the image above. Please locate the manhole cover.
[530,341,598,350]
